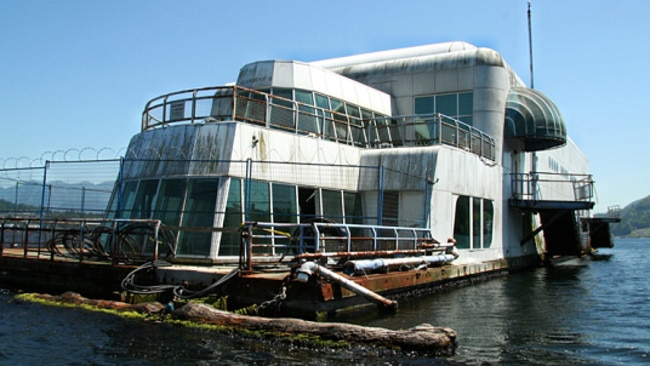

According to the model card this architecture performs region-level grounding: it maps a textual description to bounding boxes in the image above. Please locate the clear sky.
[0,0,647,212]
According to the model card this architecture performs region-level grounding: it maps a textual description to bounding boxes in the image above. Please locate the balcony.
[509,172,595,211]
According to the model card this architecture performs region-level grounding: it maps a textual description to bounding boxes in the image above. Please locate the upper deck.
[141,85,496,161]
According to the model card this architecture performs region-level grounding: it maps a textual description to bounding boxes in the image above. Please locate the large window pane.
[414,96,434,114]
[483,199,494,248]
[459,92,473,116]
[220,179,242,256]
[343,191,363,225]
[436,94,457,117]
[295,90,318,134]
[272,183,297,251]
[269,88,294,129]
[248,180,271,253]
[316,94,335,140]
[152,179,186,226]
[330,98,348,141]
[322,190,343,223]
[473,198,482,249]
[453,196,470,249]
[248,180,270,222]
[177,179,218,256]
[131,179,158,219]
[272,183,297,224]
[346,103,365,146]
[116,181,138,219]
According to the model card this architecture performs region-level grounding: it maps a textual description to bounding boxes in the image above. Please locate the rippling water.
[0,238,648,365]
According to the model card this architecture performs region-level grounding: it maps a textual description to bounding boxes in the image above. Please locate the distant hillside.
[607,195,650,237]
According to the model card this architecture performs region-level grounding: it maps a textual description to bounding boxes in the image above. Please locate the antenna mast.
[527,1,535,89]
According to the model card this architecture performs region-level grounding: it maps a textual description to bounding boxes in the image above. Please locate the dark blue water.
[0,238,648,365]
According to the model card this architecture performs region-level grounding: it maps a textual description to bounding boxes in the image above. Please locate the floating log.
[15,292,456,355]
[174,302,457,354]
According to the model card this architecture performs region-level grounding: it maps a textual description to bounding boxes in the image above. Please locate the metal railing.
[239,221,448,271]
[511,172,594,202]
[141,86,495,160]
[0,217,170,264]
[367,114,496,160]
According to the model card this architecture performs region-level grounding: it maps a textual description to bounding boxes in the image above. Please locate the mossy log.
[174,302,457,354]
[16,292,456,355]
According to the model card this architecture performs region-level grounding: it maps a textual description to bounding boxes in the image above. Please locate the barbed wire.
[0,147,127,169]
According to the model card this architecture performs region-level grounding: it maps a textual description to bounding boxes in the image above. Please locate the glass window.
[346,103,365,146]
[459,92,473,116]
[272,183,297,251]
[269,88,294,129]
[295,90,318,134]
[414,96,434,115]
[152,179,186,226]
[322,190,343,223]
[177,179,218,256]
[344,191,364,237]
[248,180,271,253]
[416,93,473,123]
[315,94,335,140]
[114,181,137,219]
[220,179,242,256]
[131,179,159,219]
[315,93,330,109]
[248,180,270,223]
[473,198,482,249]
[272,183,297,224]
[436,94,457,117]
[343,191,363,225]
[453,195,470,249]
[294,90,313,105]
[329,98,348,142]
[483,199,493,248]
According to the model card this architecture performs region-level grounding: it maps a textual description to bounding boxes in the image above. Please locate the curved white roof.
[312,41,477,69]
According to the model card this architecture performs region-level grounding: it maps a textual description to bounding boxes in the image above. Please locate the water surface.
[0,238,648,365]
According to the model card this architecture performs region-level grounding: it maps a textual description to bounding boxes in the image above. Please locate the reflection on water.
[0,239,648,365]
[334,239,650,365]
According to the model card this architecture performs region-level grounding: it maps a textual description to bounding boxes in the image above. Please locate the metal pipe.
[295,261,397,311]
[343,250,458,275]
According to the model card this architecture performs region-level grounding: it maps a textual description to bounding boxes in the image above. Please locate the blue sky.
[0,0,647,212]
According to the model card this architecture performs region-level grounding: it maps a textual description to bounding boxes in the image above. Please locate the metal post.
[81,186,86,217]
[38,163,49,253]
[377,165,384,226]
[245,158,252,222]
[115,157,125,219]
[528,1,535,89]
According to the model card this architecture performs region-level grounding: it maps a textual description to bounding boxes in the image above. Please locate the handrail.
[239,221,449,271]
[510,172,594,202]
[141,86,496,160]
[366,113,496,160]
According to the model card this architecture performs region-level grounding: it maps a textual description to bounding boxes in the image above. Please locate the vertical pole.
[13,182,18,217]
[116,157,125,219]
[528,1,535,89]
[377,165,384,226]
[81,187,86,217]
[245,158,252,222]
[38,163,49,253]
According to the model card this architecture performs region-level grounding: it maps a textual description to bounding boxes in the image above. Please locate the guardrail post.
[0,218,5,257]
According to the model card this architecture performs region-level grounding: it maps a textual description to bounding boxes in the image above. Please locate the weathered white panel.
[272,61,294,88]
[292,62,313,91]
[412,72,435,95]
[434,69,458,93]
